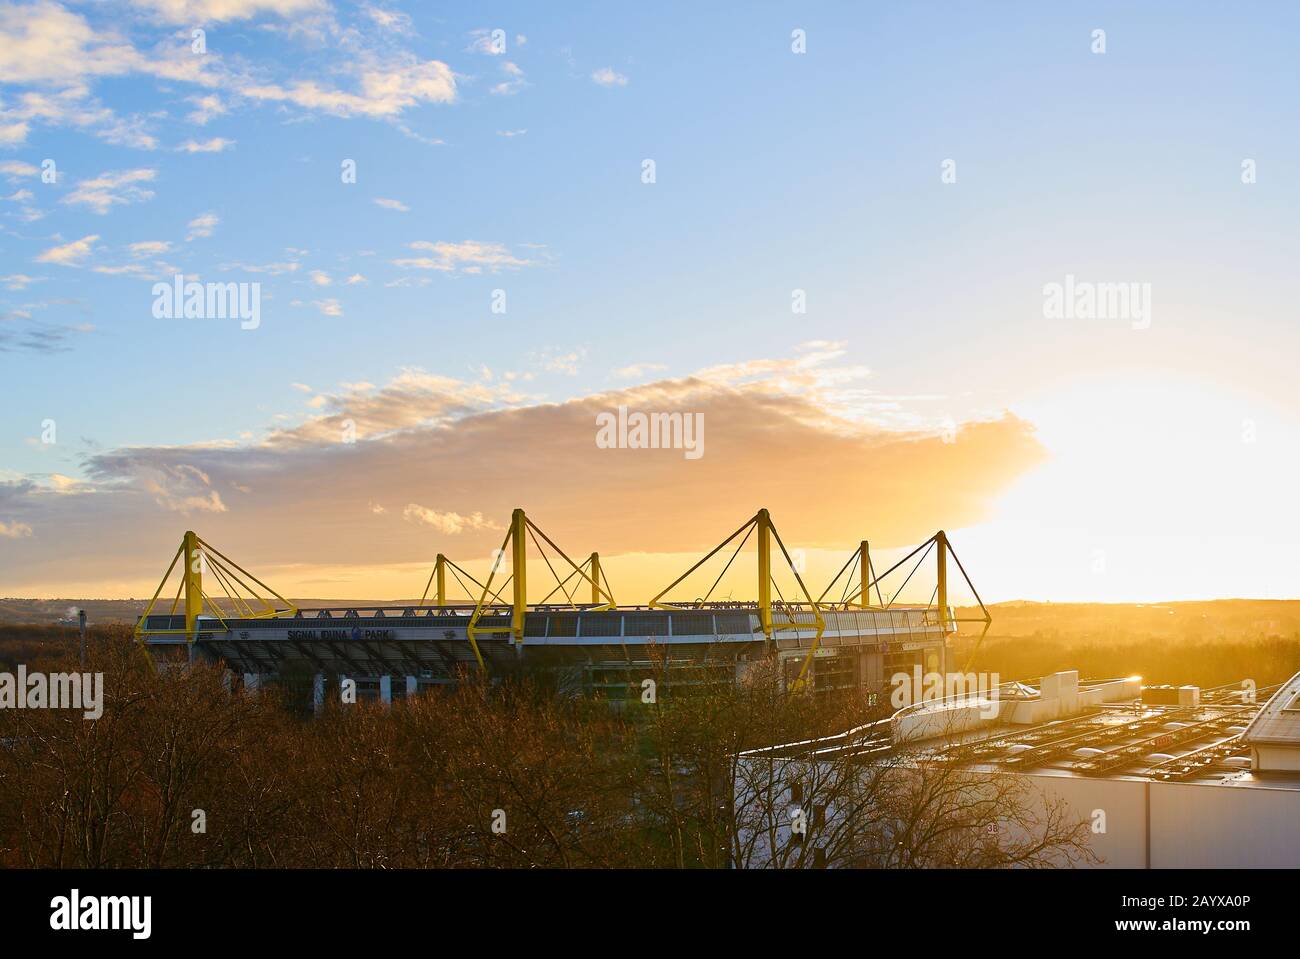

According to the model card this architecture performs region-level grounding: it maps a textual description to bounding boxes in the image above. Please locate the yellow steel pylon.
[134,530,296,646]
[649,508,826,690]
[463,508,616,673]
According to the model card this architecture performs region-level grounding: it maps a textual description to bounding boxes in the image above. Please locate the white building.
[737,670,1300,868]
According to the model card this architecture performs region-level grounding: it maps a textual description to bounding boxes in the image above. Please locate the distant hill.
[956,598,1300,645]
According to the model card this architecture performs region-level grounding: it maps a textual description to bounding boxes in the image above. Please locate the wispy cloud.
[374,197,409,212]
[403,504,503,534]
[177,136,235,153]
[363,4,413,33]
[613,362,667,379]
[185,94,226,125]
[533,347,586,376]
[36,234,98,266]
[239,59,456,118]
[391,239,542,274]
[491,61,527,96]
[0,160,39,178]
[466,28,505,55]
[126,0,325,25]
[128,240,172,257]
[592,67,629,87]
[0,520,33,539]
[63,168,157,215]
[0,273,38,290]
[186,211,219,240]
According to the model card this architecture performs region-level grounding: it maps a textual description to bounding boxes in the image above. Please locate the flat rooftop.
[744,676,1300,790]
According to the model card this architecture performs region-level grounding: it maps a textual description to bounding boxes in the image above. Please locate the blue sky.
[3,1,1300,601]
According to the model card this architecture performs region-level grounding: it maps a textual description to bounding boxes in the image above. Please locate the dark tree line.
[0,630,1093,868]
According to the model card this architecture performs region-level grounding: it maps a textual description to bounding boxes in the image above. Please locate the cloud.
[613,362,667,379]
[466,29,505,55]
[222,259,298,275]
[363,4,412,33]
[0,1,453,150]
[312,298,342,316]
[1,273,39,289]
[261,367,519,447]
[62,168,156,214]
[0,2,145,86]
[391,239,541,274]
[126,0,325,23]
[136,462,227,513]
[309,269,332,286]
[177,136,234,153]
[0,352,1047,598]
[93,262,159,278]
[0,519,32,538]
[0,160,39,177]
[374,197,409,212]
[239,58,455,118]
[403,504,503,535]
[491,61,526,96]
[0,3,225,147]
[592,67,629,87]
[0,121,27,145]
[533,347,586,376]
[186,211,219,240]
[35,234,98,265]
[185,94,227,125]
[128,240,172,257]
[496,128,526,138]
[345,273,367,285]
[0,316,93,352]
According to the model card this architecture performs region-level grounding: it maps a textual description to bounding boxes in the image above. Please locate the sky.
[2,1,1300,604]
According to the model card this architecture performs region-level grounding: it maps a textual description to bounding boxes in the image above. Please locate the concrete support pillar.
[242,672,260,695]
[313,672,325,714]
[406,675,417,698]
[379,674,392,705]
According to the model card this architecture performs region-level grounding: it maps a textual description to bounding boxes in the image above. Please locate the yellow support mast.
[859,540,871,609]
[590,552,601,605]
[465,508,617,672]
[135,531,296,649]
[510,508,528,643]
[649,508,825,688]
[756,508,773,639]
[936,529,949,631]
[183,529,202,643]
